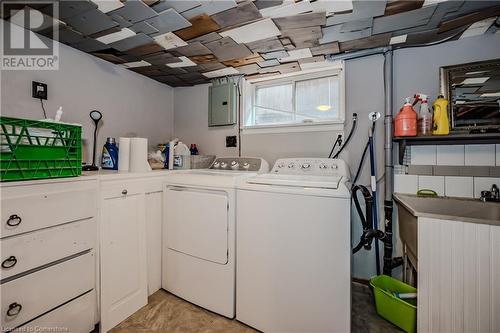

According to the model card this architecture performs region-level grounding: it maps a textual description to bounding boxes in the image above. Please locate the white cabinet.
[99,180,148,333]
[145,190,162,296]
[418,218,500,333]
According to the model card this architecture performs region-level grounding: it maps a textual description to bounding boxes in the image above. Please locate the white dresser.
[1,177,98,333]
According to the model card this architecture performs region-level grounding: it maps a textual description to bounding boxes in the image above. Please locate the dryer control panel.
[271,158,350,178]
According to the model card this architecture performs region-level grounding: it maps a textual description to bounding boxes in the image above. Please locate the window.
[243,67,344,132]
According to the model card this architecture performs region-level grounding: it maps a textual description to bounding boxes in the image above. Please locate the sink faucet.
[480,184,500,202]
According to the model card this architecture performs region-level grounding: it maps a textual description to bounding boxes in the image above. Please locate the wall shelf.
[393,133,500,164]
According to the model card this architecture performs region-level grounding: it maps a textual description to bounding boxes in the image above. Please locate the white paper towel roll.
[118,137,131,172]
[129,138,151,172]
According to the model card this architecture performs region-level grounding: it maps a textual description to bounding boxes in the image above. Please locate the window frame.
[241,62,345,134]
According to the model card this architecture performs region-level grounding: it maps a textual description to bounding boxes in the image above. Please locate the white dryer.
[162,157,268,318]
[236,158,351,332]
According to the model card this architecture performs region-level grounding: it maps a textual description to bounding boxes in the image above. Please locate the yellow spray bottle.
[432,95,449,135]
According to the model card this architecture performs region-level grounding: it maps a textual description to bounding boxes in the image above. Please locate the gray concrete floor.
[110,283,404,333]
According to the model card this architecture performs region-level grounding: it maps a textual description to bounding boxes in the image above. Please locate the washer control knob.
[287,163,295,169]
[277,163,285,168]
[213,162,220,168]
[301,163,311,170]
[231,161,239,169]
[220,162,228,169]
[319,163,328,169]
[242,162,250,169]
[331,164,338,169]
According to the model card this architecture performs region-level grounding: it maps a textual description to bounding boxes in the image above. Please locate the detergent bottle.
[394,97,417,137]
[432,95,449,135]
[415,93,432,136]
[101,137,119,170]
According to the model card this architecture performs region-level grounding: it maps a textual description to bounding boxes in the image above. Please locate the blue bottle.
[101,137,119,170]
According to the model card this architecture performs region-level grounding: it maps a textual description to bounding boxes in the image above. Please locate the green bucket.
[370,275,417,333]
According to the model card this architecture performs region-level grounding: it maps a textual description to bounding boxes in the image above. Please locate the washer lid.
[247,174,342,189]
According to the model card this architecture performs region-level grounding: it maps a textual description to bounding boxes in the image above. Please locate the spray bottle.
[414,93,432,136]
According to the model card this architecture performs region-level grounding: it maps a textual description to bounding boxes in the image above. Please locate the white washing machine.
[236,158,351,332]
[162,157,268,318]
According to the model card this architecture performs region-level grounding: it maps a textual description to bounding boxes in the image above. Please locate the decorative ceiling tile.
[340,18,373,33]
[58,25,86,44]
[167,56,198,68]
[320,24,372,44]
[70,37,109,52]
[130,21,159,35]
[53,0,98,20]
[154,32,188,50]
[151,0,201,14]
[187,32,222,44]
[261,50,289,60]
[108,0,158,24]
[237,63,261,74]
[171,42,212,57]
[245,37,284,53]
[281,26,322,48]
[278,48,312,63]
[89,26,122,39]
[389,34,408,45]
[91,0,123,14]
[260,0,313,19]
[258,59,280,68]
[92,52,127,63]
[310,42,340,56]
[405,26,466,45]
[438,5,500,33]
[109,33,153,51]
[338,32,392,52]
[145,8,192,36]
[309,0,354,15]
[372,4,437,34]
[96,28,135,44]
[205,37,253,62]
[326,0,387,26]
[273,12,326,30]
[263,61,301,74]
[120,60,152,68]
[222,53,264,67]
[182,0,238,19]
[190,54,219,64]
[384,0,425,16]
[254,0,283,10]
[64,8,119,36]
[198,62,227,72]
[142,0,160,6]
[202,67,240,78]
[174,13,221,40]
[212,1,262,28]
[299,56,332,70]
[126,42,165,57]
[219,18,281,43]
[109,13,132,29]
[143,52,181,65]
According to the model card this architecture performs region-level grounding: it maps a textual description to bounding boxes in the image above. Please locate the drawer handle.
[6,215,22,227]
[1,256,17,269]
[122,189,128,195]
[7,303,22,317]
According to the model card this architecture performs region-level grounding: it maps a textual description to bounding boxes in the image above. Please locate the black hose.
[328,134,342,158]
[332,113,358,159]
[352,185,373,254]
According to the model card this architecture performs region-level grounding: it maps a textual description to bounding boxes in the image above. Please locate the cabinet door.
[100,189,147,333]
[145,191,162,296]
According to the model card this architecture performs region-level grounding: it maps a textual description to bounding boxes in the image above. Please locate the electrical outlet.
[226,135,237,147]
[32,81,47,100]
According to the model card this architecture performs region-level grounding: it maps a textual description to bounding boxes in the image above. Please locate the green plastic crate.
[1,116,82,182]
[370,275,417,333]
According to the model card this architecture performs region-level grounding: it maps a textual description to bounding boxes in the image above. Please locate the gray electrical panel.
[208,83,237,127]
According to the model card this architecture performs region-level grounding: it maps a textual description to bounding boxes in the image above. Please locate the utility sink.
[393,194,500,266]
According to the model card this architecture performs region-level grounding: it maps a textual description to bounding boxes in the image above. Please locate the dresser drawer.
[101,180,144,200]
[1,181,97,239]
[16,290,96,333]
[1,251,95,329]
[1,219,96,280]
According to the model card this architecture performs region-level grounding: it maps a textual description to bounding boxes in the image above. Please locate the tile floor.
[109,282,403,333]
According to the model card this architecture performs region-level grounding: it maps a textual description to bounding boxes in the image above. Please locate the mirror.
[440,59,500,131]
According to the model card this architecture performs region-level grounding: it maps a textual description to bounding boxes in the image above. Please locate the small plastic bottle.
[190,144,199,155]
[417,94,432,136]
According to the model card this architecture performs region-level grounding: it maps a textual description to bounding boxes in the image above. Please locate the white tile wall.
[394,174,418,194]
[436,145,465,165]
[464,144,496,166]
[410,145,437,165]
[473,177,500,198]
[444,176,473,198]
[418,176,445,196]
[410,144,499,166]
[497,145,500,166]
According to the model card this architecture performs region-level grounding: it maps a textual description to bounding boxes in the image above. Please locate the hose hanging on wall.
[328,113,358,159]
